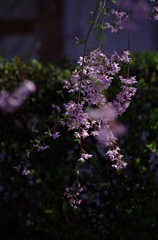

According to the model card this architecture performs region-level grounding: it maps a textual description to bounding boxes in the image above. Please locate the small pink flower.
[81,129,89,139]
[50,132,61,139]
[22,167,30,176]
[81,153,93,160]
[74,132,81,138]
[78,158,86,163]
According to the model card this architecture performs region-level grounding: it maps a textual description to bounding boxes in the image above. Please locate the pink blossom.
[64,184,83,209]
[81,153,93,160]
[78,157,85,163]
[0,80,36,114]
[62,48,137,173]
[21,166,30,176]
[152,6,158,20]
[74,132,81,138]
[96,126,117,147]
[33,144,50,151]
[88,105,116,122]
[112,50,131,63]
[61,101,90,131]
[14,165,30,176]
[119,76,137,85]
[107,147,127,170]
[81,129,89,138]
[91,131,99,136]
[105,9,129,33]
[49,132,61,139]
[113,84,137,115]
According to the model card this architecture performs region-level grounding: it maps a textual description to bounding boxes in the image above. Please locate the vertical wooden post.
[39,0,63,63]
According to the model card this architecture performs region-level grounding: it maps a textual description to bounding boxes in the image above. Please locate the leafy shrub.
[0,52,158,240]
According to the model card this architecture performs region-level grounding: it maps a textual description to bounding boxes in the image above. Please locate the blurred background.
[0,0,158,63]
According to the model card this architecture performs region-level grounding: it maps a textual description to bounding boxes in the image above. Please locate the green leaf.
[75,37,84,45]
[74,138,81,145]
[25,149,31,158]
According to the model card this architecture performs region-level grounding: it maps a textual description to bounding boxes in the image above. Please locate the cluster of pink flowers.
[14,165,30,176]
[33,144,50,151]
[44,131,61,139]
[106,9,129,33]
[61,48,135,204]
[62,48,137,174]
[113,76,137,115]
[64,183,83,209]
[152,5,158,20]
[106,146,127,170]
[150,0,158,20]
[105,0,158,32]
[61,101,90,131]
[78,151,93,163]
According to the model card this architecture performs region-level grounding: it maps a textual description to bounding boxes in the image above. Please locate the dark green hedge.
[0,52,158,240]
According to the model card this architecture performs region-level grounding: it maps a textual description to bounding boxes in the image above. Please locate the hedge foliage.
[0,52,158,240]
